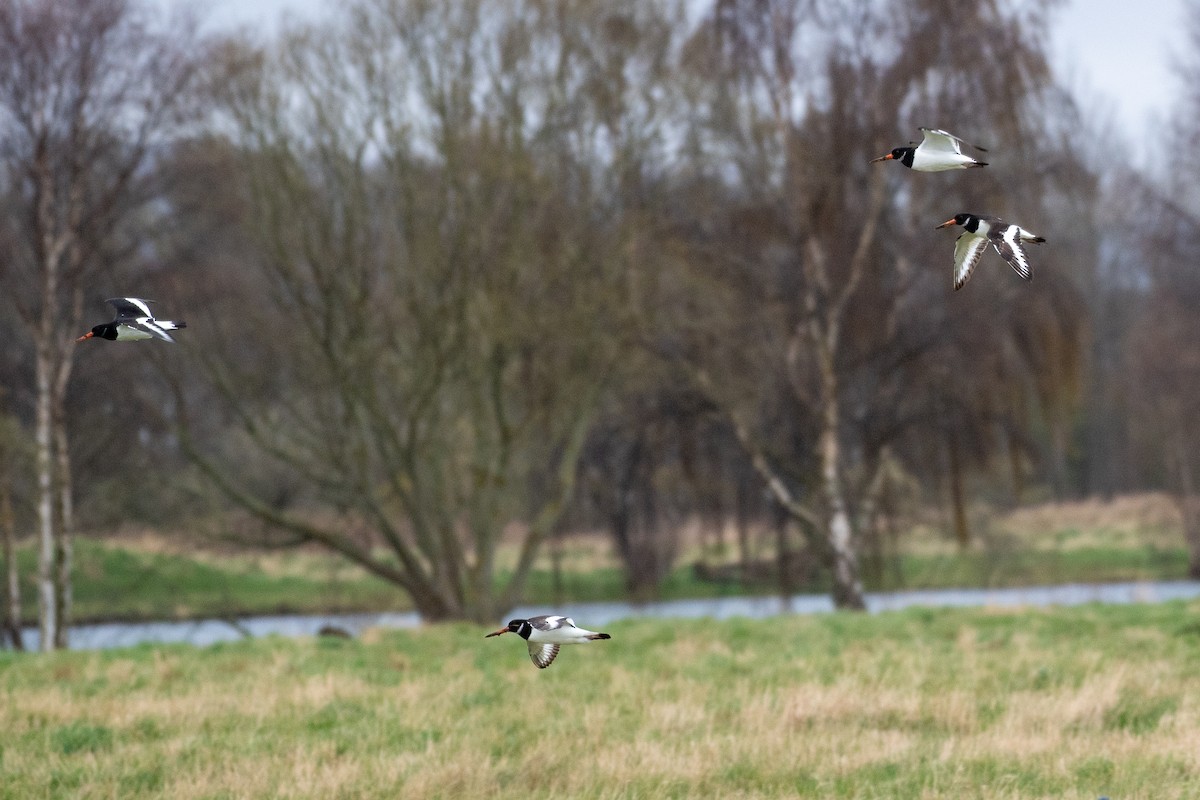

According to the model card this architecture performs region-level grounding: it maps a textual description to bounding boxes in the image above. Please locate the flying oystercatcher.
[76,297,187,343]
[871,128,988,171]
[935,213,1045,290]
[485,615,611,669]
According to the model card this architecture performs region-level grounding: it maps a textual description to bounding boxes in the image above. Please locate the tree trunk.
[1047,418,1070,500]
[1,464,23,651]
[1183,496,1200,581]
[34,344,58,651]
[772,502,793,611]
[1173,436,1200,580]
[735,475,752,591]
[33,337,77,651]
[52,394,74,648]
[717,394,855,609]
[947,430,971,547]
[820,416,865,610]
[1007,429,1026,506]
[815,339,866,611]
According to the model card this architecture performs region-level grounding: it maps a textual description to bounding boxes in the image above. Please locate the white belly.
[912,151,976,171]
[115,324,152,341]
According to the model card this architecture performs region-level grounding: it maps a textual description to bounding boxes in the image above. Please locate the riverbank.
[4,493,1191,626]
[5,537,1191,627]
[17,579,1200,651]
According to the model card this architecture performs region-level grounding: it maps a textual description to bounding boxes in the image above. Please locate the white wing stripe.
[953,233,989,290]
[141,319,177,342]
[997,227,1033,281]
[124,297,154,317]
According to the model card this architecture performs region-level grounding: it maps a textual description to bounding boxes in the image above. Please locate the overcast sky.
[1049,0,1189,156]
[183,0,1191,166]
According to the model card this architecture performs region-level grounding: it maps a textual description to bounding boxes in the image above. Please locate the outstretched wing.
[953,233,990,290]
[920,127,987,154]
[138,320,178,342]
[527,641,560,669]
[106,297,155,322]
[529,615,569,632]
[991,227,1034,282]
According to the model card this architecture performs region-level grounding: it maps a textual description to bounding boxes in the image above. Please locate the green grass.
[3,537,1192,626]
[2,604,1199,798]
[868,545,1192,591]
[10,539,403,624]
[519,544,1192,604]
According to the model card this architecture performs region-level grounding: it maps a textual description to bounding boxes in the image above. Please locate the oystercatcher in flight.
[871,128,988,171]
[76,297,186,343]
[485,615,611,669]
[936,213,1045,290]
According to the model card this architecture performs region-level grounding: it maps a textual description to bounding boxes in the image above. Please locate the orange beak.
[75,331,94,342]
[935,218,958,229]
[869,153,894,163]
[485,627,509,638]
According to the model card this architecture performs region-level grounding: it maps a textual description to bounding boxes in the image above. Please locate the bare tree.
[646,0,1090,608]
[0,0,207,648]
[177,0,681,622]
[1114,2,1200,577]
[1123,195,1200,576]
[578,390,721,598]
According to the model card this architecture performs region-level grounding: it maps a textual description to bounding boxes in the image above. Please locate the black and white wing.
[106,297,155,322]
[990,226,1034,282]
[138,319,178,342]
[952,232,990,290]
[919,127,987,154]
[527,641,560,669]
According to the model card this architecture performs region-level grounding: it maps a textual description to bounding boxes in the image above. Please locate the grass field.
[3,603,1199,798]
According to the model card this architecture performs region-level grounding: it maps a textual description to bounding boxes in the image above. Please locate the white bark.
[35,345,57,651]
[819,398,864,609]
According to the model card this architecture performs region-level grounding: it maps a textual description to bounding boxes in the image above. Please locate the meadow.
[3,603,1199,798]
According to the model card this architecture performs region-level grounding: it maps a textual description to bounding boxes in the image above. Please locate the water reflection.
[14,580,1200,651]
[511,580,1200,627]
[18,611,422,653]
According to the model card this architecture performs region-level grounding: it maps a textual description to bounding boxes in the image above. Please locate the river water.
[13,580,1200,652]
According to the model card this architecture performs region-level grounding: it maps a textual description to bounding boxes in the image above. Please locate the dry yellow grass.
[3,604,1199,798]
[994,492,1183,550]
[99,491,1187,572]
[896,492,1184,558]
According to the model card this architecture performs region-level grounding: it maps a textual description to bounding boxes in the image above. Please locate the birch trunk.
[34,343,58,651]
[817,361,866,610]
